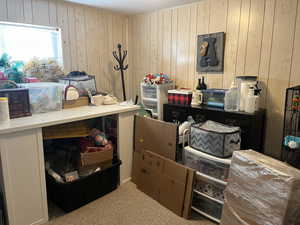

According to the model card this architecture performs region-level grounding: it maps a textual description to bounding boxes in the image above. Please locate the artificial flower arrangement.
[23,57,64,82]
[143,73,171,85]
[0,53,24,84]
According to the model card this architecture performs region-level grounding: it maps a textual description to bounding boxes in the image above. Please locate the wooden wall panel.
[7,0,24,23]
[244,0,265,75]
[195,1,210,88]
[129,0,300,158]
[32,0,50,26]
[0,0,7,21]
[176,6,191,88]
[223,0,241,89]
[258,0,276,108]
[56,1,71,73]
[235,0,250,75]
[162,10,172,77]
[206,0,228,89]
[170,8,178,82]
[23,0,33,24]
[187,6,198,89]
[67,4,78,71]
[264,0,298,157]
[290,0,300,87]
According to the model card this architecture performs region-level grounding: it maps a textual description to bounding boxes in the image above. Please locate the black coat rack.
[113,44,128,101]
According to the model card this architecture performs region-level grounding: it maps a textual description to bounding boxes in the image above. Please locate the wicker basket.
[43,121,90,140]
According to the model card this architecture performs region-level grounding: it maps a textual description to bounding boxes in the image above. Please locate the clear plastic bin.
[192,192,223,220]
[183,146,231,182]
[18,82,65,114]
[142,99,158,113]
[142,84,157,99]
[59,74,97,96]
[194,173,226,202]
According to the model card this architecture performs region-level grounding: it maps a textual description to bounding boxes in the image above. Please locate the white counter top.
[0,104,140,135]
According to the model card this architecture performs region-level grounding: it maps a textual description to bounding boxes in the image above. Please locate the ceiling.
[64,0,200,14]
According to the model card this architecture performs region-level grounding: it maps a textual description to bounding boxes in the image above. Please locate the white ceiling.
[65,0,200,14]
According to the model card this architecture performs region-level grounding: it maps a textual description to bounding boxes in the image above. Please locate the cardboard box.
[134,116,177,160]
[80,149,113,167]
[221,150,300,225]
[132,150,195,218]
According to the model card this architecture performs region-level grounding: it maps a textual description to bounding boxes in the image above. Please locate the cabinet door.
[0,129,48,225]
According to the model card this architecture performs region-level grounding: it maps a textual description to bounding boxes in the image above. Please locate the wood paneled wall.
[0,0,131,100]
[129,0,300,158]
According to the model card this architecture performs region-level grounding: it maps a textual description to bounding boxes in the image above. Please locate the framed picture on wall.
[197,32,225,73]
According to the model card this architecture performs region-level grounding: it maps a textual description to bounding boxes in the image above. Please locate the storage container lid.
[195,120,240,133]
[201,89,226,94]
[18,82,66,88]
[168,89,192,94]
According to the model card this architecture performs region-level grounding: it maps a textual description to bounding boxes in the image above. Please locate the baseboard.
[121,177,132,185]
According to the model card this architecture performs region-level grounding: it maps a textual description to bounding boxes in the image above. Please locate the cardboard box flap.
[132,150,195,218]
[163,157,188,184]
[134,116,177,160]
[159,175,186,216]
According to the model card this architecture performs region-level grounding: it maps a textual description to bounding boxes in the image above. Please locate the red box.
[24,77,40,83]
[168,89,193,106]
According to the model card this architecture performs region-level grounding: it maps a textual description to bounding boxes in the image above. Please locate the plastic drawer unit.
[183,146,231,182]
[142,84,157,99]
[194,172,226,203]
[192,191,223,223]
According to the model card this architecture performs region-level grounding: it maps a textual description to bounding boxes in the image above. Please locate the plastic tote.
[46,160,121,212]
[18,82,65,114]
[190,120,241,158]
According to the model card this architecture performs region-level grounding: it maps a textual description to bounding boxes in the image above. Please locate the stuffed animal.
[90,128,108,146]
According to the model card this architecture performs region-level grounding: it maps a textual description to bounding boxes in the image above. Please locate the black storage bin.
[46,160,121,212]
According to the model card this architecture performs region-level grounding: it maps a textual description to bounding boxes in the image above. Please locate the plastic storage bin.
[18,82,65,114]
[59,72,97,96]
[202,89,226,108]
[46,160,121,212]
[183,146,231,182]
[190,121,241,158]
[142,84,157,99]
[194,172,226,202]
[168,89,193,106]
[142,99,158,114]
[192,191,223,222]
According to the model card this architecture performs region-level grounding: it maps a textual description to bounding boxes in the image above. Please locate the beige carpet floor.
[46,182,216,225]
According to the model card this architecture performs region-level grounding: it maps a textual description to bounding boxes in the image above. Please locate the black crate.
[46,160,121,212]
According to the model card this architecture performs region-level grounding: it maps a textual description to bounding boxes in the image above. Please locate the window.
[0,22,63,65]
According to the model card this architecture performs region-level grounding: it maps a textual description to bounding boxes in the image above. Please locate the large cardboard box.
[132,150,195,218]
[134,116,177,160]
[221,150,300,225]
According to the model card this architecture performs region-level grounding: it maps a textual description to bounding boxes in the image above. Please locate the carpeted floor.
[45,182,216,225]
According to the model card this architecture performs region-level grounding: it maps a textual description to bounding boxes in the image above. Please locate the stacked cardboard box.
[133,116,195,219]
[221,150,300,225]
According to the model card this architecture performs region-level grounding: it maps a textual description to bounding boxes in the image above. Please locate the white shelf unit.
[183,146,232,224]
[140,82,174,120]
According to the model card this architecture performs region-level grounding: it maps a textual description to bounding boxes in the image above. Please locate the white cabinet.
[0,129,48,225]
